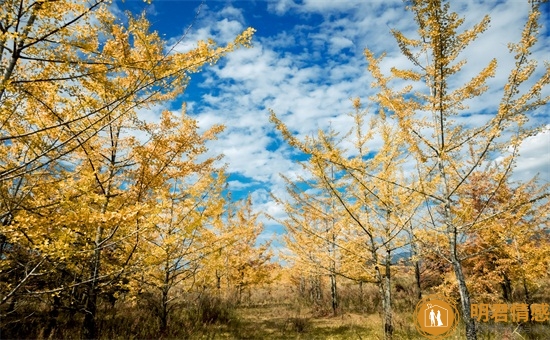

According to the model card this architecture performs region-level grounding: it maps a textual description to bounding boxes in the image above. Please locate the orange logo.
[414,295,459,339]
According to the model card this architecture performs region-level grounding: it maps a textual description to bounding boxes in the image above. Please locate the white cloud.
[166,5,246,54]
[219,5,245,22]
[267,0,297,16]
[328,36,354,54]
[514,126,550,183]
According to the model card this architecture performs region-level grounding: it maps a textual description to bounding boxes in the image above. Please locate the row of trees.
[0,1,274,338]
[270,1,549,339]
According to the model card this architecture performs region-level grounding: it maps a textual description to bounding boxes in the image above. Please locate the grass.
[189,303,550,340]
[3,281,549,339]
[190,304,428,340]
[4,300,549,339]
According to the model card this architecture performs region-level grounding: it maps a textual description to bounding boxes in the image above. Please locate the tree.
[0,1,255,337]
[455,169,550,305]
[273,151,347,315]
[128,110,226,334]
[271,1,548,338]
[361,1,549,338]
[203,195,274,304]
[271,99,423,339]
[0,0,254,181]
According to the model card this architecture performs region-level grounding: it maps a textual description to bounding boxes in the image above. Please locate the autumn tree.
[273,148,346,315]
[0,1,255,338]
[360,0,549,338]
[271,100,423,339]
[119,109,225,334]
[201,195,274,305]
[1,105,226,338]
[455,169,550,305]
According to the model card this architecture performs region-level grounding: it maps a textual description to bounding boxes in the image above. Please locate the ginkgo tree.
[201,195,274,305]
[0,1,255,338]
[454,169,550,305]
[2,104,227,338]
[0,0,254,182]
[273,151,347,316]
[135,165,226,334]
[271,1,548,339]
[359,0,549,339]
[271,100,423,339]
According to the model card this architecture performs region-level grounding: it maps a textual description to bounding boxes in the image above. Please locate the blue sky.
[113,0,550,253]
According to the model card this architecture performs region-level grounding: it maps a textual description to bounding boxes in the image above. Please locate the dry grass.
[193,304,550,340]
[3,281,549,339]
[192,304,426,339]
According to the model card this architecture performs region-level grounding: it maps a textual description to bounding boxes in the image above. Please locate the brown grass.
[2,281,549,339]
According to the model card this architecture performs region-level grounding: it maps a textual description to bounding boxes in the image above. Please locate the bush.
[285,316,311,333]
[188,294,235,326]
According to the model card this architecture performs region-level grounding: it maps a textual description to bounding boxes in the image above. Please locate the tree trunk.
[522,276,534,339]
[82,287,98,339]
[375,249,393,340]
[440,154,477,339]
[310,275,322,305]
[409,221,422,300]
[45,295,61,339]
[330,273,338,316]
[82,226,103,339]
[160,286,169,334]
[500,273,512,302]
[414,260,422,300]
[216,270,221,291]
[450,254,476,340]
[446,205,477,339]
[160,261,170,335]
[383,250,393,340]
[299,276,306,300]
[359,281,363,309]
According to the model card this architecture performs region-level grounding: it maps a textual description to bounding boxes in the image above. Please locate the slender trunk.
[160,258,171,334]
[409,222,422,300]
[299,276,306,300]
[446,210,476,339]
[82,226,103,339]
[310,275,322,305]
[414,260,422,300]
[45,295,61,339]
[522,276,534,339]
[359,281,363,310]
[237,270,245,305]
[375,268,392,340]
[440,153,477,339]
[329,225,338,316]
[446,204,476,339]
[160,286,169,333]
[500,273,512,302]
[383,249,393,340]
[374,249,393,340]
[450,253,476,340]
[330,273,338,316]
[316,275,322,303]
[523,276,531,314]
[446,209,476,339]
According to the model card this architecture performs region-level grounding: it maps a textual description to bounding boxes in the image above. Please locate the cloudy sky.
[115,0,550,251]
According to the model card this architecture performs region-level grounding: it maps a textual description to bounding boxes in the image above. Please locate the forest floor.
[192,303,549,340]
[194,303,441,339]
